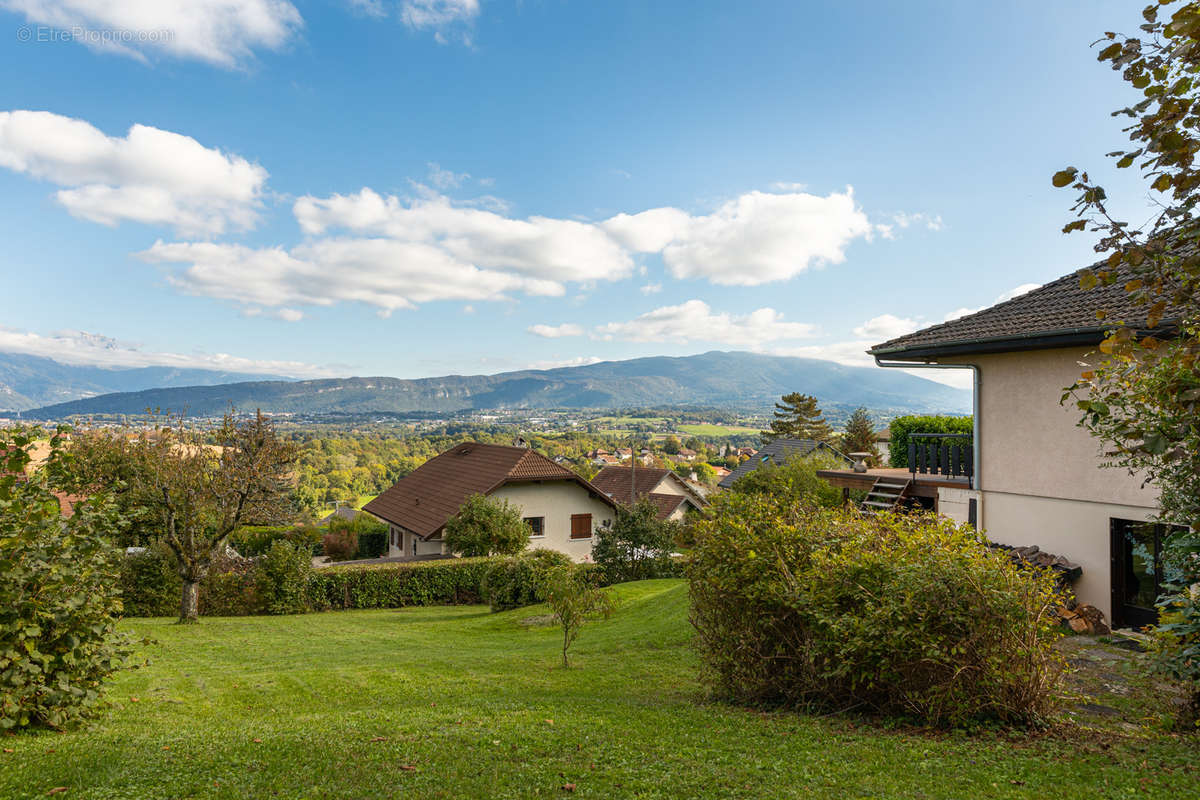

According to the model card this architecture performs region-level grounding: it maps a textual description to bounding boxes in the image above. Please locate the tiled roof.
[363,442,613,538]
[590,465,708,511]
[869,264,1182,358]
[717,438,851,489]
[646,492,688,520]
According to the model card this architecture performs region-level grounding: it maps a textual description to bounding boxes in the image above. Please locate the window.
[524,516,545,538]
[1110,518,1189,629]
[570,513,593,540]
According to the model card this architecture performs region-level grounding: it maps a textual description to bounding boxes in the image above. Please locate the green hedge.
[306,558,492,610]
[888,415,973,468]
[481,550,571,612]
[118,544,182,617]
[231,525,324,557]
[355,531,388,560]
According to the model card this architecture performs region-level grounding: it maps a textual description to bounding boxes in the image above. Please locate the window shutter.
[570,513,592,539]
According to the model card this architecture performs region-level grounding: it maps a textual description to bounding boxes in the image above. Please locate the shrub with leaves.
[307,558,492,610]
[0,428,132,730]
[887,415,973,468]
[118,543,182,617]
[482,549,571,612]
[592,498,679,583]
[256,540,313,615]
[443,494,530,557]
[728,451,845,508]
[232,525,324,557]
[323,527,359,561]
[541,564,616,667]
[688,493,1065,727]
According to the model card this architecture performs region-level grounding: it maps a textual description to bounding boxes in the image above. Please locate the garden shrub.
[199,554,263,616]
[355,530,388,560]
[1,430,132,730]
[307,558,492,610]
[443,494,530,556]
[688,493,1065,727]
[482,549,572,612]
[232,525,323,557]
[888,415,973,468]
[256,540,313,615]
[592,498,680,583]
[118,543,182,617]
[727,451,845,508]
[323,527,359,561]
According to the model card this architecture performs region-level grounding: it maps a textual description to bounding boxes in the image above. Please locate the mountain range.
[5,350,971,419]
[0,352,290,412]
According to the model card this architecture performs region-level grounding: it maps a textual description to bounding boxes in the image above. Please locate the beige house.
[364,442,617,562]
[850,267,1177,628]
[589,465,708,521]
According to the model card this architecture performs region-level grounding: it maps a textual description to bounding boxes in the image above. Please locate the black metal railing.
[908,433,973,487]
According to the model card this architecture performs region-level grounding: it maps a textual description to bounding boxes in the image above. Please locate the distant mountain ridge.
[0,352,292,412]
[10,351,971,419]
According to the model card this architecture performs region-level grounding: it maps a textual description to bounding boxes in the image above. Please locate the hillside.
[13,351,971,418]
[0,352,292,412]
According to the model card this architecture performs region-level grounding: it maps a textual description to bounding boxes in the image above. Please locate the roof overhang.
[868,322,1178,361]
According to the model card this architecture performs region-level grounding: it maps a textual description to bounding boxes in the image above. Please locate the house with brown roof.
[818,263,1178,629]
[589,465,708,522]
[363,442,617,562]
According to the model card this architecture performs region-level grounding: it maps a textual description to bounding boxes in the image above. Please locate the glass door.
[1110,519,1163,629]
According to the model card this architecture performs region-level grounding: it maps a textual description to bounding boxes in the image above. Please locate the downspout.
[872,357,982,519]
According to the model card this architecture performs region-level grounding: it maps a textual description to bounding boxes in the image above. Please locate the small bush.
[688,494,1064,727]
[256,540,313,615]
[727,451,845,508]
[307,558,492,610]
[443,494,530,557]
[118,543,182,617]
[199,555,262,616]
[355,530,388,559]
[482,550,572,612]
[323,528,359,561]
[232,525,323,557]
[592,498,680,583]
[541,564,616,667]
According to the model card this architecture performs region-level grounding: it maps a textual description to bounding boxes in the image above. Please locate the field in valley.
[3,581,1196,799]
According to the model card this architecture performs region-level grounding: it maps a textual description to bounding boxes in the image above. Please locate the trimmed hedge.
[307,558,492,610]
[118,543,182,617]
[231,525,324,557]
[481,549,572,612]
[888,415,973,468]
[355,531,388,560]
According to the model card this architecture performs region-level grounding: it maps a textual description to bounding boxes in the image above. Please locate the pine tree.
[842,407,880,463]
[762,392,833,442]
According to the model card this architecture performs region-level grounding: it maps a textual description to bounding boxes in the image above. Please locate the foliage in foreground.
[0,429,132,730]
[688,494,1065,727]
[542,564,616,667]
[1054,0,1200,728]
[443,493,531,557]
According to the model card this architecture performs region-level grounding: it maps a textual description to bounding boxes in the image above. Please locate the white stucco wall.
[928,346,1161,622]
[490,480,616,562]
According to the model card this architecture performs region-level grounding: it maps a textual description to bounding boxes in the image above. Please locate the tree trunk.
[178,579,200,624]
[561,626,570,668]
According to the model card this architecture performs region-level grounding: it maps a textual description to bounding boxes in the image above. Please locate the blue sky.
[0,0,1156,389]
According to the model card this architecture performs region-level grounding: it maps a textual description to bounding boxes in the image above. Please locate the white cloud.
[243,306,304,322]
[426,161,468,190]
[293,187,635,284]
[2,1,303,67]
[640,282,662,295]
[659,188,872,285]
[891,211,943,232]
[852,313,920,340]
[400,0,478,42]
[0,326,331,377]
[593,300,817,348]
[527,323,584,339]
[944,282,1041,322]
[0,110,267,235]
[526,355,604,371]
[346,0,387,17]
[140,238,564,315]
[772,340,974,390]
[602,207,692,253]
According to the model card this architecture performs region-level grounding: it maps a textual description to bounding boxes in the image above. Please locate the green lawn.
[3,581,1196,799]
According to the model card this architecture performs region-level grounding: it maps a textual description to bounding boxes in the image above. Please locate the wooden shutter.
[570,513,592,539]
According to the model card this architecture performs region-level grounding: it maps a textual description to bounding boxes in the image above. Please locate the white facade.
[933,346,1160,623]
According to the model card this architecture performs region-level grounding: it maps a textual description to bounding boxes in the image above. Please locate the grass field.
[676,423,762,437]
[3,581,1197,799]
